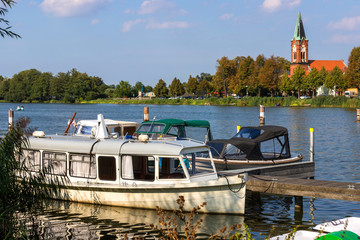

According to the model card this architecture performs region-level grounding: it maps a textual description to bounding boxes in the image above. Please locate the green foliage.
[169,77,185,97]
[186,75,198,94]
[0,118,63,238]
[153,79,169,97]
[115,80,132,98]
[0,0,20,39]
[0,68,108,102]
[346,46,360,88]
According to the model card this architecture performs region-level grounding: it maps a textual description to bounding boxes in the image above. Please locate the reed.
[0,117,63,238]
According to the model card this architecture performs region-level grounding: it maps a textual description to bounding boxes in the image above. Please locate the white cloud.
[262,0,301,12]
[40,0,113,17]
[138,0,185,15]
[328,16,360,30]
[146,20,190,29]
[219,13,234,21]
[122,19,145,32]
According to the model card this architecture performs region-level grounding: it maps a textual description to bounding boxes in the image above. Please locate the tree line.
[1,53,359,102]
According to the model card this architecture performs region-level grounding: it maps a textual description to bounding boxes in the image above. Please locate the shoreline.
[2,96,360,108]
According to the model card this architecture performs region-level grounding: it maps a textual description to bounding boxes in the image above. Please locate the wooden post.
[357,109,360,121]
[64,112,77,134]
[259,105,265,125]
[237,125,241,133]
[294,196,303,221]
[310,128,314,162]
[8,109,14,131]
[144,106,149,121]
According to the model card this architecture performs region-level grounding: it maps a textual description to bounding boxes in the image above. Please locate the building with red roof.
[289,11,347,76]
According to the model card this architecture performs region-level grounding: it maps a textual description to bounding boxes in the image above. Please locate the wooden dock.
[247,175,360,202]
[219,161,360,202]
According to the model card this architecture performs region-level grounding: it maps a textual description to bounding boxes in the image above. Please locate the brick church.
[289,11,347,77]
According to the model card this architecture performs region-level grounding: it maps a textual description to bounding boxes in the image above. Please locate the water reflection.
[23,200,245,239]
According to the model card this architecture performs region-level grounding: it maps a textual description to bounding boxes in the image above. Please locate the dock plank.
[247,175,360,202]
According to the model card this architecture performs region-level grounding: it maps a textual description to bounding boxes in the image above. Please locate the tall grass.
[0,118,62,238]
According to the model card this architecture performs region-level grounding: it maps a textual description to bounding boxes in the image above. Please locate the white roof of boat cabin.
[77,119,139,127]
[27,135,209,156]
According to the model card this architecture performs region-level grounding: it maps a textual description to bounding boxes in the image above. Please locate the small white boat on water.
[21,114,247,214]
[269,217,360,240]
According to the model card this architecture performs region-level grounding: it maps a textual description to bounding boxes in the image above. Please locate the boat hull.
[55,174,247,214]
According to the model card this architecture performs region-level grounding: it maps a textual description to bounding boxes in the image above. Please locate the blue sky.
[2,0,360,86]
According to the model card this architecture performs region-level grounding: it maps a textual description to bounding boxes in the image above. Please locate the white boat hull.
[56,174,247,214]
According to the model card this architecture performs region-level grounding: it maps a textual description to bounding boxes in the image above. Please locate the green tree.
[30,72,52,101]
[115,80,132,98]
[153,79,169,97]
[50,72,69,100]
[233,56,254,95]
[0,0,20,38]
[213,57,237,96]
[186,75,198,95]
[305,67,320,97]
[248,54,265,96]
[345,46,360,88]
[196,73,213,83]
[169,77,185,97]
[325,66,345,95]
[279,74,292,97]
[258,56,281,97]
[291,65,306,98]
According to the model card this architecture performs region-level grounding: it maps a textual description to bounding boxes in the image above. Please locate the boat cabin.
[134,118,213,142]
[75,119,139,139]
[207,125,291,161]
[21,135,217,185]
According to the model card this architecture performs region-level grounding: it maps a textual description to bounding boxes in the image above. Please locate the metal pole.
[144,106,149,121]
[259,105,265,125]
[8,109,14,131]
[310,128,314,162]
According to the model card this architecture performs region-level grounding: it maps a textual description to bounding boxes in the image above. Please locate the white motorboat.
[21,114,247,214]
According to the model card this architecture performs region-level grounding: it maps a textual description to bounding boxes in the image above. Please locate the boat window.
[69,154,96,179]
[182,151,215,176]
[98,156,117,181]
[20,150,41,172]
[43,152,67,175]
[123,126,137,136]
[159,157,186,179]
[79,126,93,135]
[233,128,263,139]
[223,144,247,160]
[260,136,289,159]
[121,155,155,181]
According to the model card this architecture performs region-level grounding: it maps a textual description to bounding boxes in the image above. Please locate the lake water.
[2,103,360,239]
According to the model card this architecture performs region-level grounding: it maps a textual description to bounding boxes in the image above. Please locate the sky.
[1,0,360,87]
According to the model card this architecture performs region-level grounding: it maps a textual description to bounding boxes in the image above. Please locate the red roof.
[308,60,347,72]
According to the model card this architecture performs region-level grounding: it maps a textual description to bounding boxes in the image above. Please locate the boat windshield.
[136,123,165,134]
[181,151,215,176]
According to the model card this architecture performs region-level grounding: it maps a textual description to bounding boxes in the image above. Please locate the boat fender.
[91,127,97,137]
[33,131,45,138]
[139,134,149,142]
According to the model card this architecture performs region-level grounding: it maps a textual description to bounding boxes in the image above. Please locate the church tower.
[290,11,308,75]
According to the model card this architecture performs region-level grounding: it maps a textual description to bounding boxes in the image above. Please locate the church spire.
[293,10,307,40]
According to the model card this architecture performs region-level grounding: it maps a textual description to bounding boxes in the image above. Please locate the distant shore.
[2,96,360,108]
